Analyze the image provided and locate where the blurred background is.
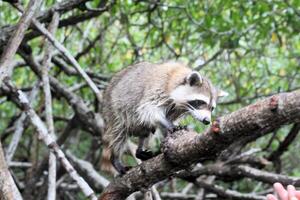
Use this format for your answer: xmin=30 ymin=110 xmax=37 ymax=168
xmin=0 ymin=0 xmax=300 ymax=199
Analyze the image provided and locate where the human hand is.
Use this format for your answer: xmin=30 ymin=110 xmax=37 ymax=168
xmin=267 ymin=183 xmax=300 ymax=200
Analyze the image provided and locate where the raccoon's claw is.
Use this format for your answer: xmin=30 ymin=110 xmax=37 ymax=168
xmin=136 ymin=149 xmax=155 ymax=161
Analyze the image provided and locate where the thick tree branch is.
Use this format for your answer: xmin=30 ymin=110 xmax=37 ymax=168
xmin=100 ymin=90 xmax=300 ymax=199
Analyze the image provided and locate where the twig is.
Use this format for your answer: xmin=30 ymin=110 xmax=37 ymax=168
xmin=0 ymin=0 xmax=43 ymax=85
xmin=195 ymin=179 xmax=265 ymax=200
xmin=160 ymin=192 xmax=197 ymax=200
xmin=194 ymin=50 xmax=223 ymax=71
xmin=6 ymin=82 xmax=39 ymax=162
xmin=8 ymin=161 xmax=32 ymax=168
xmin=66 ymin=151 xmax=110 ymax=192
xmin=41 ymin=11 xmax=60 ymax=200
xmin=178 ymin=163 xmax=300 ymax=187
xmin=268 ymin=123 xmax=300 ymax=161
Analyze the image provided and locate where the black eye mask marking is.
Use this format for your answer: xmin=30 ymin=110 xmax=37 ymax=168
xmin=187 ymin=100 xmax=207 ymax=109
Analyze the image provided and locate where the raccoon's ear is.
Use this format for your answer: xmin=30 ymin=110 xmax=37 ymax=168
xmin=217 ymin=89 xmax=229 ymax=97
xmin=186 ymin=72 xmax=203 ymax=86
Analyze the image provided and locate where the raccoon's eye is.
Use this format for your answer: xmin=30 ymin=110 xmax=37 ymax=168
xmin=188 ymin=100 xmax=206 ymax=108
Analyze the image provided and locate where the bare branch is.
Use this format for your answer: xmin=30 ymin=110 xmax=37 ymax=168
xmin=1 ymin=79 xmax=98 ymax=200
xmin=66 ymin=151 xmax=110 ymax=192
xmin=0 ymin=0 xmax=43 ymax=85
xmin=0 ymin=141 xmax=23 ymax=200
xmin=194 ymin=50 xmax=223 ymax=71
xmin=6 ymin=82 xmax=39 ymax=162
xmin=40 ymin=11 xmax=60 ymax=200
xmin=268 ymin=123 xmax=300 ymax=161
xmin=195 ymin=180 xmax=265 ymax=200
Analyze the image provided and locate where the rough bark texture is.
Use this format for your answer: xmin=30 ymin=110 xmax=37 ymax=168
xmin=99 ymin=90 xmax=300 ymax=200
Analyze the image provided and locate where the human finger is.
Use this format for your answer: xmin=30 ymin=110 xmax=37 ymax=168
xmin=267 ymin=194 xmax=278 ymax=200
xmin=274 ymin=183 xmax=288 ymax=200
xmin=287 ymin=185 xmax=297 ymax=200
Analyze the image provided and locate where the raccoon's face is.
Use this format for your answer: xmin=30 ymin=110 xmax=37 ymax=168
xmin=170 ymin=71 xmax=227 ymax=125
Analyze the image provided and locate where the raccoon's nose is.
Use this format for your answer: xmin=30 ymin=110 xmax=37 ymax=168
xmin=202 ymin=118 xmax=211 ymax=125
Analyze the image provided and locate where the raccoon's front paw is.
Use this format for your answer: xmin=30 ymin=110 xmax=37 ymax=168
xmin=118 ymin=166 xmax=132 ymax=176
xmin=174 ymin=125 xmax=187 ymax=131
xmin=167 ymin=125 xmax=187 ymax=134
xmin=166 ymin=124 xmax=177 ymax=133
xmin=136 ymin=149 xmax=155 ymax=161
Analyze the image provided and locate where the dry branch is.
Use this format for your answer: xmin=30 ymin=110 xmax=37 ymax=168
xmin=268 ymin=123 xmax=300 ymax=161
xmin=0 ymin=0 xmax=43 ymax=84
xmin=6 ymin=82 xmax=39 ymax=162
xmin=41 ymin=11 xmax=60 ymax=200
xmin=66 ymin=151 xmax=110 ymax=192
xmin=100 ymin=90 xmax=300 ymax=200
xmin=0 ymin=0 xmax=111 ymax=49
xmin=195 ymin=180 xmax=265 ymax=200
xmin=178 ymin=163 xmax=300 ymax=187
xmin=1 ymin=79 xmax=97 ymax=200
xmin=0 ymin=141 xmax=22 ymax=200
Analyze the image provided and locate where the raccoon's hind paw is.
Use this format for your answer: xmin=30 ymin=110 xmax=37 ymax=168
xmin=136 ymin=149 xmax=155 ymax=161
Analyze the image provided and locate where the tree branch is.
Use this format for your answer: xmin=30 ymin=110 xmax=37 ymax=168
xmin=99 ymin=90 xmax=300 ymax=199
xmin=195 ymin=180 xmax=265 ymax=200
xmin=0 ymin=0 xmax=43 ymax=85
xmin=268 ymin=123 xmax=300 ymax=161
xmin=40 ymin=11 xmax=60 ymax=200
xmin=0 ymin=141 xmax=23 ymax=200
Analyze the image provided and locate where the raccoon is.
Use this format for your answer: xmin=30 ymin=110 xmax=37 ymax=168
xmin=100 ymin=61 xmax=227 ymax=174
